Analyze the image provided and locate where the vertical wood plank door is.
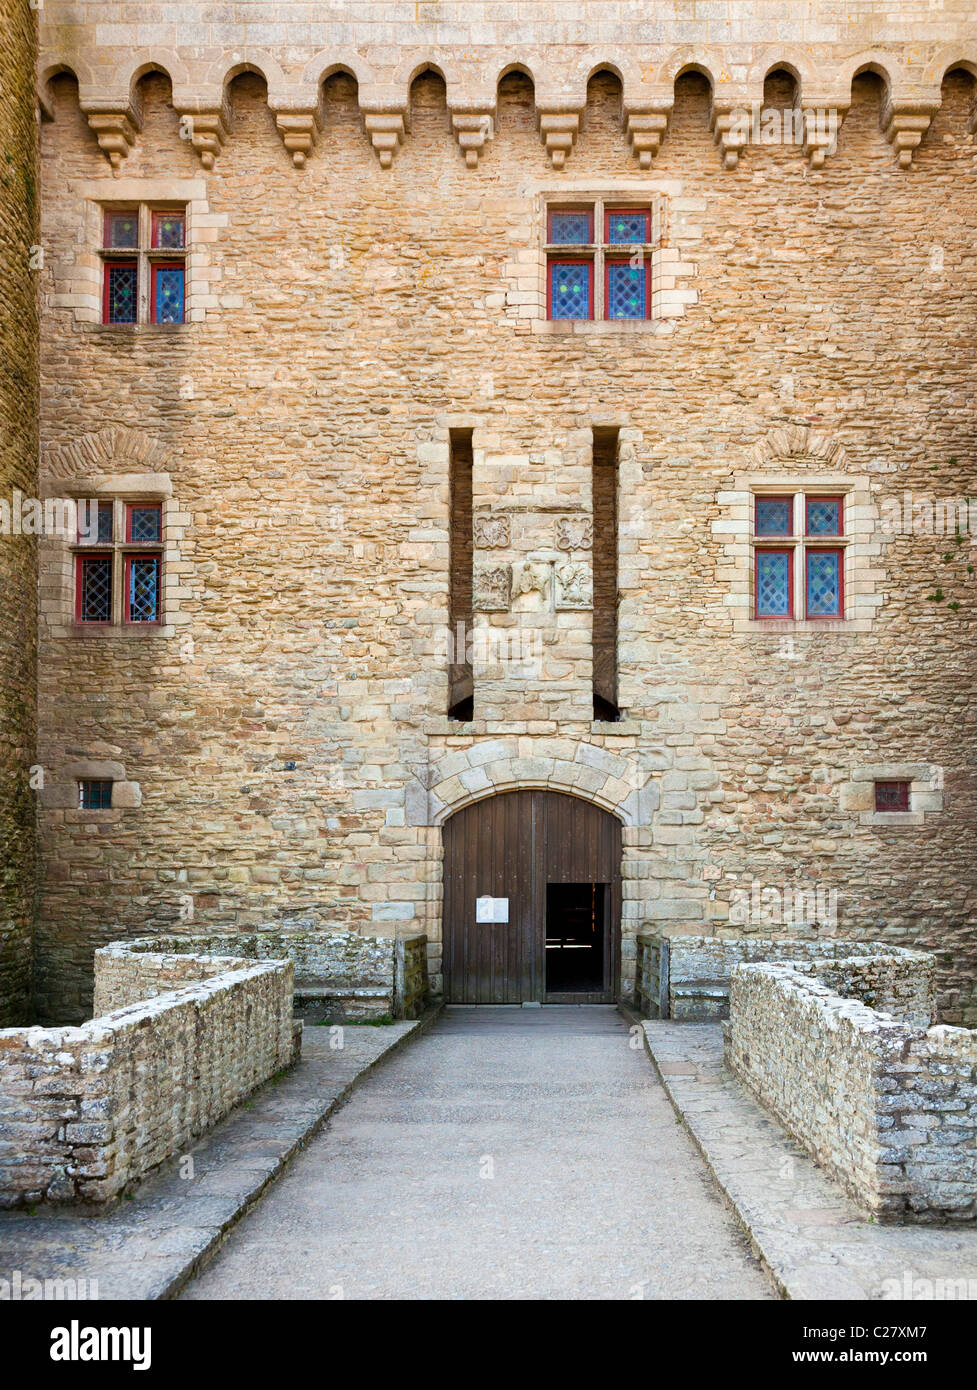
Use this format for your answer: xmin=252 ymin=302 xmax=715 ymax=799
xmin=442 ymin=790 xmax=622 ymax=1004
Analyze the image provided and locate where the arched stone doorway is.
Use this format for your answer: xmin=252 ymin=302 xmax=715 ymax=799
xmin=442 ymin=790 xmax=622 ymax=1004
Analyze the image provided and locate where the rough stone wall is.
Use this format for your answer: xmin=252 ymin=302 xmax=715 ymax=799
xmin=0 ymin=0 xmax=39 ymax=1025
xmin=30 ymin=2 xmax=977 ymax=1022
xmin=726 ymin=956 xmax=977 ymax=1222
xmin=635 ymin=932 xmax=929 ymax=1020
xmin=0 ymin=948 xmax=296 ymax=1206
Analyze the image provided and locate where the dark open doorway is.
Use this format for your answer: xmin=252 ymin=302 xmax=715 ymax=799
xmin=545 ymin=882 xmax=606 ymax=996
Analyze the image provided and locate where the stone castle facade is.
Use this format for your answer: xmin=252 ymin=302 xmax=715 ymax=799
xmin=2 ymin=0 xmax=977 ymax=1026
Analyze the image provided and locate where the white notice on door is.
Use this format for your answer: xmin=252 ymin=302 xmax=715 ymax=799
xmin=476 ymin=896 xmax=509 ymax=923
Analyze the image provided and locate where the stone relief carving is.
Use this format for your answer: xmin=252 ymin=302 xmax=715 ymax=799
xmin=511 ymin=563 xmax=551 ymax=609
xmin=554 ymin=561 xmax=593 ymax=610
xmin=473 ymin=564 xmax=511 ymax=611
xmin=555 ymin=515 xmax=593 ymax=551
xmin=473 ymin=514 xmax=511 ymax=549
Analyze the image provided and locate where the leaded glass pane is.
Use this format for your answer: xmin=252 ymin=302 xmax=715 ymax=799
xmin=80 ymin=556 xmax=112 ymax=622
xmin=549 ymin=262 xmax=590 ymax=319
xmin=549 ymin=211 xmax=592 ymax=244
xmin=128 ymin=556 xmax=159 ymax=622
xmin=129 ymin=505 xmax=161 ymax=542
xmin=755 ymin=497 xmax=792 ymax=536
xmin=607 ymin=211 xmax=648 ymax=244
xmin=756 ymin=551 xmax=791 ymax=616
xmin=806 ymin=550 xmax=841 ymax=616
xmin=153 ymin=267 xmax=184 ymax=324
xmin=152 ymin=212 xmax=185 ymax=249
xmin=806 ymin=497 xmax=841 ymax=535
xmin=105 ymin=212 xmax=138 ymax=248
xmin=607 ymin=261 xmax=647 ymax=319
xmin=97 ymin=503 xmax=113 ymax=543
xmin=107 ymin=264 xmax=137 ymax=324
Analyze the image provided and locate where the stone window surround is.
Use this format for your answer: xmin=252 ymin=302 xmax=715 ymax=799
xmin=839 ymin=762 xmax=945 ymax=828
xmin=39 ymin=759 xmax=142 ymax=814
xmin=500 ymin=178 xmax=702 ymax=337
xmin=716 ymin=470 xmax=880 ymax=634
xmin=40 ymin=471 xmax=186 ymax=639
xmin=50 ymin=177 xmax=226 ymax=326
xmin=544 ymin=195 xmax=660 ymax=322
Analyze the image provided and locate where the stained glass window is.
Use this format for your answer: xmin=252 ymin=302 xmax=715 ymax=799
xmin=77 ymin=501 xmax=113 ymax=544
xmin=79 ymin=779 xmax=113 ymax=810
xmin=607 ymin=261 xmax=647 ymax=319
xmin=755 ymin=497 xmax=792 ymax=536
xmin=151 ymin=211 xmax=185 ymax=249
xmin=128 ymin=505 xmax=161 ymax=542
xmin=875 ymin=781 xmax=909 ymax=813
xmin=105 ymin=211 xmax=138 ymax=248
xmin=78 ymin=554 xmax=112 ymax=622
xmin=548 ymin=210 xmax=592 ymax=244
xmin=127 ymin=555 xmax=160 ymax=622
xmin=806 ymin=550 xmax=841 ymax=617
xmin=756 ymin=550 xmax=792 ymax=617
xmin=806 ymin=496 xmax=841 ymax=536
xmin=549 ymin=261 xmax=591 ymax=320
xmin=606 ymin=209 xmax=649 ymax=244
xmin=105 ymin=263 xmax=137 ymax=324
xmin=152 ymin=266 xmax=184 ymax=325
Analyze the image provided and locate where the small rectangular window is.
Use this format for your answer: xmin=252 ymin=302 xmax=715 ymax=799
xmin=151 ymin=210 xmax=186 ymax=249
xmin=805 ymin=548 xmax=843 ymax=618
xmin=547 ymin=207 xmax=593 ymax=244
xmin=605 ymin=208 xmax=650 ymax=244
xmin=755 ymin=549 xmax=793 ymax=618
xmin=79 ymin=779 xmax=113 ymax=810
xmin=78 ymin=501 xmax=113 ymax=544
xmin=104 ymin=262 xmax=138 ymax=324
xmin=126 ymin=503 xmax=162 ymax=542
xmin=605 ymin=259 xmax=649 ymax=320
xmin=76 ymin=553 xmax=112 ymax=623
xmin=151 ymin=264 xmax=185 ymax=325
xmin=104 ymin=210 xmax=138 ymax=249
xmin=875 ymin=781 xmax=910 ymax=813
xmin=755 ymin=496 xmax=793 ymax=536
xmin=125 ymin=553 xmax=161 ymax=623
xmin=548 ymin=259 xmax=592 ymax=320
xmin=806 ymin=496 xmax=842 ymax=536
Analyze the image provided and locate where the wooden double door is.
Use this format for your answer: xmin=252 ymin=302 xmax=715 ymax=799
xmin=442 ymin=790 xmax=622 ymax=1004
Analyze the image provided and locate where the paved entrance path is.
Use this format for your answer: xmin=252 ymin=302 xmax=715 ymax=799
xmin=184 ymin=1007 xmax=773 ymax=1300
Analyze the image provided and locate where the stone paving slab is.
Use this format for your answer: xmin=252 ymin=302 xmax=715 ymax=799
xmin=0 ymin=1012 xmax=438 ymax=1300
xmin=641 ymin=1021 xmax=977 ymax=1301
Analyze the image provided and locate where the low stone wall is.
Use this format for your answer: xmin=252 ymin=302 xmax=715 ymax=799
xmin=0 ymin=945 xmax=297 ymax=1208
xmin=107 ymin=926 xmax=429 ymax=1021
xmin=635 ymin=934 xmax=921 ymax=1021
xmin=725 ymin=953 xmax=977 ymax=1223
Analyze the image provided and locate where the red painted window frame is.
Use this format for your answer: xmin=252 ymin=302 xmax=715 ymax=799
xmin=103 ymin=208 xmax=138 ymax=250
xmin=151 ymin=209 xmax=186 ymax=249
xmin=546 ymin=256 xmax=594 ymax=320
xmin=603 ymin=255 xmax=651 ymax=320
xmin=125 ymin=502 xmax=162 ymax=543
xmin=149 ymin=262 xmax=185 ymax=325
xmin=754 ymin=494 xmax=794 ymax=537
xmin=77 ymin=501 xmax=112 ymax=544
xmin=103 ymin=260 xmax=138 ymax=325
xmin=124 ymin=552 xmax=162 ymax=625
xmin=546 ymin=205 xmax=594 ymax=244
xmin=805 ymin=494 xmax=844 ymax=536
xmin=604 ymin=206 xmax=651 ymax=244
xmin=804 ymin=546 xmax=844 ymax=620
xmin=754 ymin=547 xmax=794 ymax=620
xmin=75 ymin=552 xmax=113 ymax=624
xmin=875 ymin=780 xmax=910 ymax=813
